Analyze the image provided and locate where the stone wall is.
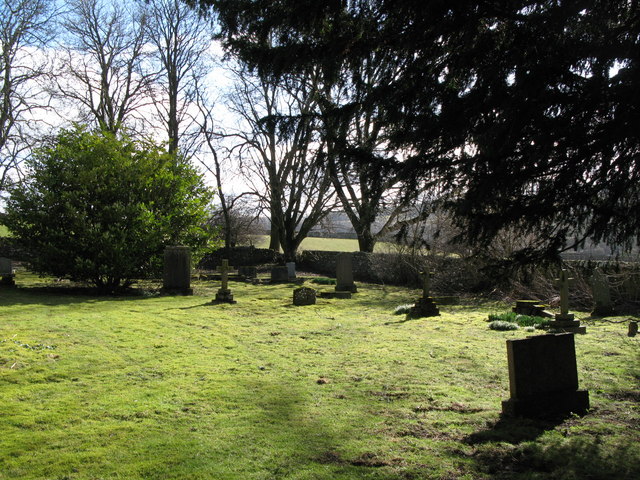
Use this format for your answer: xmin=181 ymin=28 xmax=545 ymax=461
xmin=198 ymin=246 xmax=284 ymax=269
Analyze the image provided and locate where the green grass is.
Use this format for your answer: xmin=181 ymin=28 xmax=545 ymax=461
xmin=0 ymin=225 xmax=9 ymax=237
xmin=1 ymin=272 xmax=639 ymax=479
xmin=248 ymin=235 xmax=393 ymax=253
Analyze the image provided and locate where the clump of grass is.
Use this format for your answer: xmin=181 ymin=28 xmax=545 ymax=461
xmin=489 ymin=320 xmax=520 ymax=331
xmin=393 ymin=304 xmax=414 ymax=315
xmin=310 ymin=277 xmax=336 ymax=285
xmin=488 ymin=311 xmax=549 ymax=329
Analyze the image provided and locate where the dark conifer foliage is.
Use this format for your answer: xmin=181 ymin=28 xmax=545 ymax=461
xmin=189 ymin=0 xmax=640 ymax=261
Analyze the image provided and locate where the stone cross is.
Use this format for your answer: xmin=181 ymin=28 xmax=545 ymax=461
xmin=555 ymin=268 xmax=575 ymax=316
xmin=216 ymin=259 xmax=237 ymax=290
xmin=420 ymin=270 xmax=434 ymax=299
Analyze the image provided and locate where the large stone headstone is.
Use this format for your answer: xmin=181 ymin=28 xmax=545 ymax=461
xmin=286 ymin=262 xmax=296 ymax=280
xmin=335 ymin=253 xmax=357 ymax=292
xmin=0 ymin=257 xmax=15 ymax=287
xmin=238 ymin=266 xmax=257 ymax=280
xmin=590 ymin=269 xmax=614 ymax=317
xmin=270 ymin=266 xmax=289 ymax=283
xmin=162 ymin=246 xmax=192 ymax=295
xmin=502 ymin=333 xmax=589 ymax=418
xmin=293 ymin=287 xmax=316 ymax=306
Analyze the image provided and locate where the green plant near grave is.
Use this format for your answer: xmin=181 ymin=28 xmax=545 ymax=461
xmin=3 ymin=125 xmax=216 ymax=291
xmin=489 ymin=320 xmax=520 ymax=331
xmin=488 ymin=311 xmax=550 ymax=329
xmin=310 ymin=276 xmax=336 ymax=285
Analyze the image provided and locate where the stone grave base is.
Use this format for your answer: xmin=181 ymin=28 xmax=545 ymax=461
xmin=336 ymin=285 xmax=357 ymax=293
xmin=513 ymin=300 xmax=554 ymax=318
xmin=320 ymin=291 xmax=352 ymax=299
xmin=410 ymin=297 xmax=440 ymax=318
xmin=502 ymin=389 xmax=590 ymax=418
xmin=592 ymin=305 xmax=615 ymax=317
xmin=214 ymin=288 xmax=236 ymax=304
xmin=548 ymin=314 xmax=586 ymax=334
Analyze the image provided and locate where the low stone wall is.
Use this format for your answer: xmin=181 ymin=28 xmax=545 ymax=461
xmin=199 ymin=246 xmax=284 ymax=269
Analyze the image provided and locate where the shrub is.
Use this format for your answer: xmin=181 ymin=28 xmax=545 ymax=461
xmin=310 ymin=277 xmax=336 ymax=285
xmin=489 ymin=321 xmax=519 ymax=331
xmin=488 ymin=311 xmax=549 ymax=329
xmin=3 ymin=126 xmax=215 ymax=291
xmin=393 ymin=304 xmax=414 ymax=315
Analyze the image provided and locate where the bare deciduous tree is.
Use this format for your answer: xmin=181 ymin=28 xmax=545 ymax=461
xmin=0 ymin=0 xmax=56 ymax=194
xmin=54 ymin=0 xmax=153 ymax=133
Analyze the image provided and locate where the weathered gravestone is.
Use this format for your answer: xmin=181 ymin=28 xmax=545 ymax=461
xmin=214 ymin=259 xmax=237 ymax=303
xmin=238 ymin=265 xmax=257 ymax=280
xmin=271 ymin=266 xmax=290 ymax=283
xmin=502 ymin=333 xmax=590 ymax=417
xmin=548 ymin=269 xmax=586 ymax=334
xmin=162 ymin=246 xmax=193 ymax=295
xmin=286 ymin=262 xmax=296 ymax=280
xmin=590 ymin=269 xmax=614 ymax=317
xmin=629 ymin=321 xmax=638 ymax=337
xmin=0 ymin=257 xmax=16 ymax=287
xmin=293 ymin=287 xmax=316 ymax=306
xmin=513 ymin=300 xmax=553 ymax=318
xmin=409 ymin=270 xmax=440 ymax=318
xmin=335 ymin=253 xmax=357 ymax=292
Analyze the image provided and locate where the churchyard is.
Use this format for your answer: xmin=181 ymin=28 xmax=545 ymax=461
xmin=1 ymin=270 xmax=638 ymax=480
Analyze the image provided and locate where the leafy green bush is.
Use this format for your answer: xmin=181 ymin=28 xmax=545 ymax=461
xmin=3 ymin=126 xmax=216 ymax=291
xmin=489 ymin=320 xmax=519 ymax=331
xmin=488 ymin=311 xmax=549 ymax=328
xmin=393 ymin=304 xmax=414 ymax=315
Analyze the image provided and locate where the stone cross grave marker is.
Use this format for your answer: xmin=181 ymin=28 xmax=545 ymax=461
xmin=409 ymin=269 xmax=440 ymax=318
xmin=215 ymin=259 xmax=237 ymax=303
xmin=162 ymin=246 xmax=193 ymax=295
xmin=335 ymin=253 xmax=357 ymax=293
xmin=502 ymin=333 xmax=589 ymax=417
xmin=549 ymin=268 xmax=586 ymax=334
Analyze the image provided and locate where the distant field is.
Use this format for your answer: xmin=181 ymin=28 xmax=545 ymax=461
xmin=248 ymin=235 xmax=394 ymax=253
xmin=0 ymin=225 xmax=8 ymax=237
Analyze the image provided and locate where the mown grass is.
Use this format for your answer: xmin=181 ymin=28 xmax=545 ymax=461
xmin=248 ymin=235 xmax=393 ymax=253
xmin=1 ymin=272 xmax=639 ymax=479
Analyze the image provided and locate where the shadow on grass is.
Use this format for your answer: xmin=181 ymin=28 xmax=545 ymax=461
xmin=0 ymin=285 xmax=159 ymax=307
xmin=466 ymin=415 xmax=640 ymax=479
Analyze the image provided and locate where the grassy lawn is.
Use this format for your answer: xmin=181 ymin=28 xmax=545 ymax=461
xmin=1 ymin=273 xmax=639 ymax=479
xmin=248 ymin=235 xmax=394 ymax=253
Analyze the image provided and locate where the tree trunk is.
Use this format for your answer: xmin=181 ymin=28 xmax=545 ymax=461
xmin=357 ymin=230 xmax=376 ymax=253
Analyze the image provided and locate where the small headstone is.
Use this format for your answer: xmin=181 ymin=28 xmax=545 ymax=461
xmin=0 ymin=257 xmax=16 ymax=287
xmin=214 ymin=259 xmax=237 ymax=303
xmin=238 ymin=266 xmax=257 ymax=280
xmin=335 ymin=253 xmax=357 ymax=292
xmin=502 ymin=333 xmax=589 ymax=418
xmin=293 ymin=287 xmax=316 ymax=306
xmin=629 ymin=321 xmax=638 ymax=337
xmin=590 ymin=269 xmax=614 ymax=317
xmin=162 ymin=246 xmax=193 ymax=295
xmin=286 ymin=262 xmax=296 ymax=280
xmin=270 ymin=266 xmax=289 ymax=283
xmin=409 ymin=270 xmax=440 ymax=318
xmin=548 ymin=269 xmax=586 ymax=334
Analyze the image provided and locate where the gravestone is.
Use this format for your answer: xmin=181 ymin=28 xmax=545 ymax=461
xmin=238 ymin=266 xmax=257 ymax=280
xmin=548 ymin=269 xmax=586 ymax=334
xmin=286 ymin=262 xmax=296 ymax=280
xmin=270 ymin=266 xmax=289 ymax=283
xmin=629 ymin=321 xmax=638 ymax=337
xmin=335 ymin=253 xmax=357 ymax=292
xmin=293 ymin=287 xmax=316 ymax=306
xmin=0 ymin=257 xmax=16 ymax=287
xmin=162 ymin=246 xmax=192 ymax=295
xmin=409 ymin=270 xmax=440 ymax=318
xmin=214 ymin=259 xmax=237 ymax=303
xmin=502 ymin=333 xmax=590 ymax=417
xmin=590 ymin=269 xmax=614 ymax=317
xmin=513 ymin=300 xmax=553 ymax=318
